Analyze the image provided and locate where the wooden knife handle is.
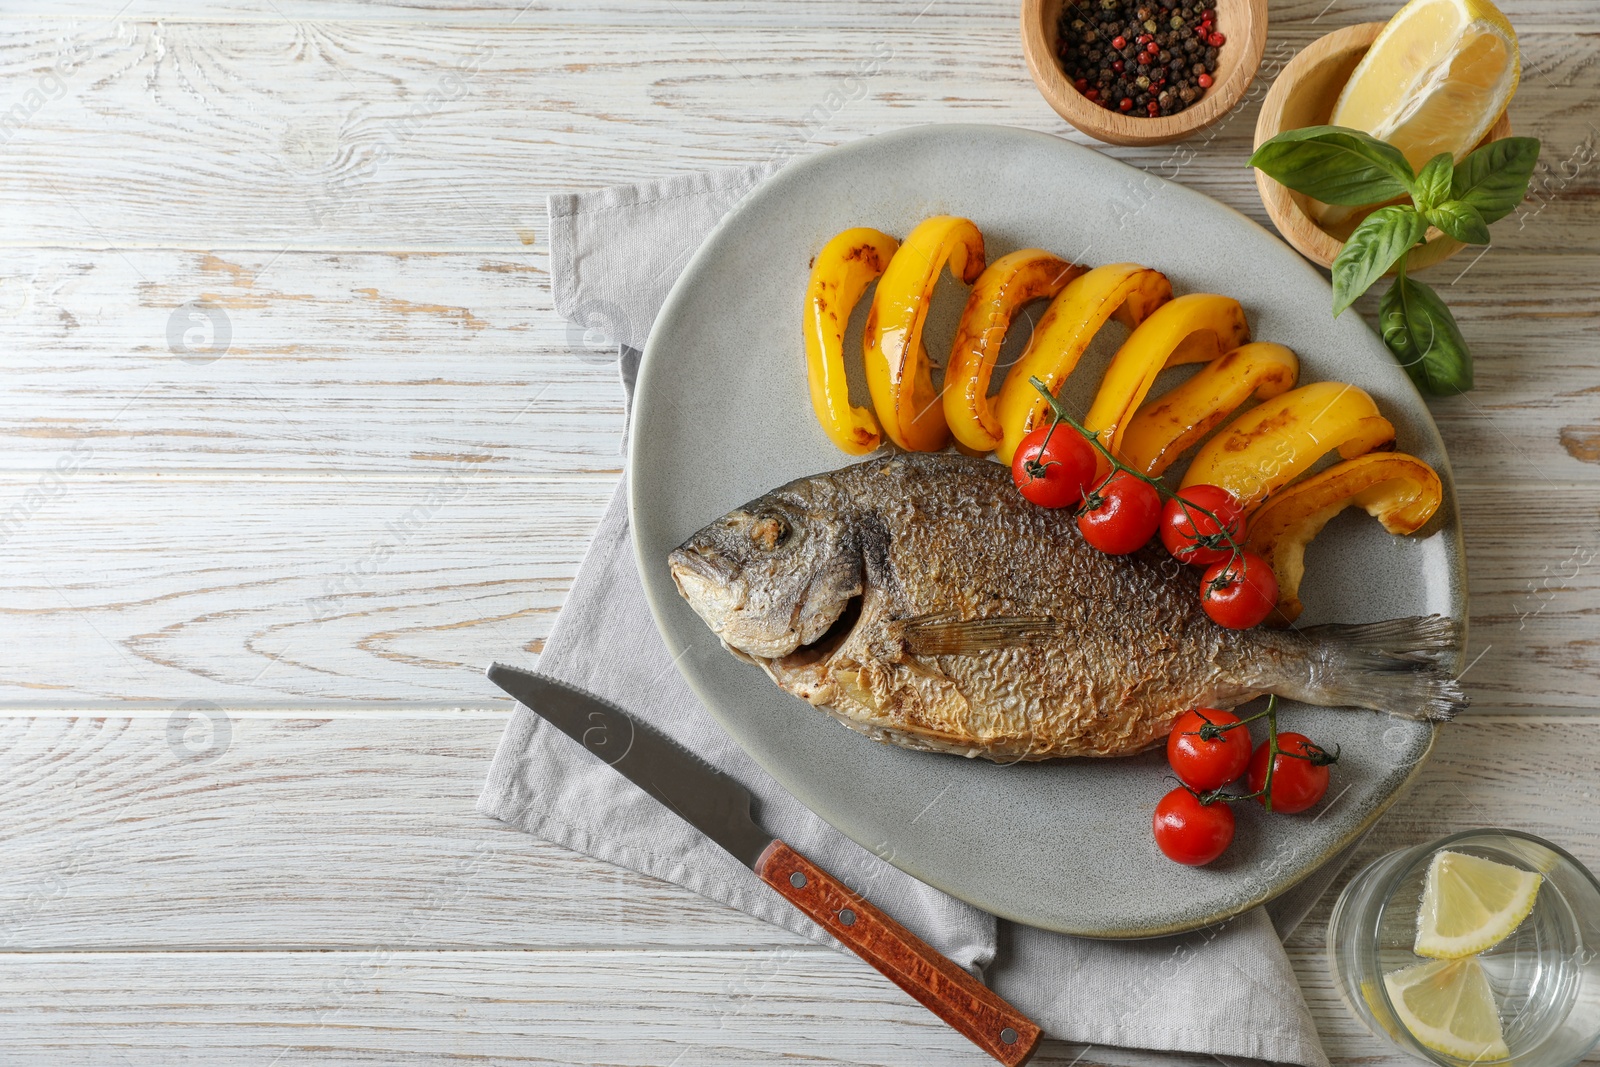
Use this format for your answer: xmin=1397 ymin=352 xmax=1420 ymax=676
xmin=755 ymin=839 xmax=1041 ymax=1065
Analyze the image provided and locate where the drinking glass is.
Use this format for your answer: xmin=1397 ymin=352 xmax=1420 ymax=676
xmin=1327 ymin=829 xmax=1600 ymax=1067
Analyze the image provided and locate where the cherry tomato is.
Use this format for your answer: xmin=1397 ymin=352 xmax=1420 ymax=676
xmin=1152 ymin=787 xmax=1235 ymax=865
xmin=1011 ymin=423 xmax=1096 ymax=509
xmin=1166 ymin=708 xmax=1252 ymax=791
xmin=1160 ymin=484 xmax=1247 ymax=566
xmin=1246 ymin=732 xmax=1336 ymax=813
xmin=1077 ymin=470 xmax=1163 ymax=554
xmin=1199 ymin=551 xmax=1279 ymax=630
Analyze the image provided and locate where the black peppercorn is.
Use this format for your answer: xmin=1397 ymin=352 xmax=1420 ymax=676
xmin=1055 ymin=0 xmax=1220 ymax=117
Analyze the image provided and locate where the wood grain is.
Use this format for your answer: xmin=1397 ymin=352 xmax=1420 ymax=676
xmin=0 ymin=715 xmax=788 ymax=952
xmin=2 ymin=476 xmax=1598 ymax=709
xmin=0 ymin=20 xmax=1589 ymax=249
xmin=3 ymin=0 xmax=1599 ymax=1062
xmin=0 ymin=475 xmax=609 ymax=705
xmin=0 ymin=714 xmax=1590 ymax=954
xmin=0 ymin=248 xmax=625 ymax=478
xmin=2 ymin=715 xmax=1598 ymax=1067
xmin=2 ymin=247 xmax=1600 ymax=486
xmin=757 ymin=839 xmax=1042 ymax=1065
xmin=0 ymin=949 xmax=1129 ymax=1067
xmin=16 ymin=0 xmax=1600 ymax=27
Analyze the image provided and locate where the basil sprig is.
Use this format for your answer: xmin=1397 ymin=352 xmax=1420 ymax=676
xmin=1249 ymin=128 xmax=1541 ymax=396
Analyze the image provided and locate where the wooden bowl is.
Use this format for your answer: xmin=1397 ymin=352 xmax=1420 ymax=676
xmin=1021 ymin=0 xmax=1268 ymax=147
xmin=1253 ymin=21 xmax=1513 ymax=272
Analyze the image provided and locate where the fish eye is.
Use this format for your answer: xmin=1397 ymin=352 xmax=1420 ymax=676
xmin=749 ymin=514 xmax=789 ymax=551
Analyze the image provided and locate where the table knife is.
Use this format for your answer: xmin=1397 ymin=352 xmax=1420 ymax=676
xmin=486 ymin=662 xmax=1041 ymax=1065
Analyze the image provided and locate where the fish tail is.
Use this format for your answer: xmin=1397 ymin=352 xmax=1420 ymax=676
xmin=1274 ymin=614 xmax=1468 ymax=722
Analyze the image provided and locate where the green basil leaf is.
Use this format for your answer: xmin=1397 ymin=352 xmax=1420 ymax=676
xmin=1249 ymin=125 xmax=1415 ymax=206
xmin=1331 ymin=206 xmax=1429 ymax=317
xmin=1413 ymin=152 xmax=1455 ymax=212
xmin=1452 ymin=136 xmax=1541 ymax=224
xmin=1380 ymin=273 xmax=1474 ymax=395
xmin=1424 ymin=199 xmax=1491 ymax=244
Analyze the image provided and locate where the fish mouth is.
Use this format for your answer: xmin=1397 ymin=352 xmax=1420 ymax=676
xmin=777 ymin=592 xmax=864 ymax=670
xmin=668 ymin=547 xmax=743 ymax=613
xmin=668 ymin=545 xmax=734 ymax=586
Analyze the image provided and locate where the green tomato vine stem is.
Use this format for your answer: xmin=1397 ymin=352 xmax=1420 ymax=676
xmin=1024 ymin=378 xmax=1318 ymax=811
xmin=1027 ymin=376 xmax=1248 ymax=581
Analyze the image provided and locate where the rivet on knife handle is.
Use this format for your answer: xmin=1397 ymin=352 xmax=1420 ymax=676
xmin=755 ymin=840 xmax=1042 ymax=1066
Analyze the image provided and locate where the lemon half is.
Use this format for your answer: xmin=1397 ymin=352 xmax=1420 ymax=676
xmin=1416 ymin=850 xmax=1542 ymax=959
xmin=1385 ymin=957 xmax=1511 ymax=1062
xmin=1332 ymin=0 xmax=1520 ymax=173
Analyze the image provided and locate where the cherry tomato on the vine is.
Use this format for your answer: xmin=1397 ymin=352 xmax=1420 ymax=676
xmin=1246 ymin=732 xmax=1336 ymax=813
xmin=1152 ymin=787 xmax=1235 ymax=865
xmin=1077 ymin=470 xmax=1163 ymax=554
xmin=1166 ymin=708 xmax=1252 ymax=791
xmin=1160 ymin=484 xmax=1247 ymax=566
xmin=1199 ymin=551 xmax=1279 ymax=630
xmin=1011 ymin=423 xmax=1096 ymax=509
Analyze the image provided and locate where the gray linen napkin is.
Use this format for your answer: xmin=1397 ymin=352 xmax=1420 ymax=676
xmin=479 ymin=159 xmax=1353 ymax=1067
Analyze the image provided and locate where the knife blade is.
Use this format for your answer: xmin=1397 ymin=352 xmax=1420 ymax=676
xmin=487 ymin=663 xmax=1041 ymax=1066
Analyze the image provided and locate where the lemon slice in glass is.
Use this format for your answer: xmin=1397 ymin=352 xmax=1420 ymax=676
xmin=1331 ymin=0 xmax=1520 ymax=173
xmin=1384 ymin=957 xmax=1511 ymax=1062
xmin=1416 ymin=850 xmax=1542 ymax=959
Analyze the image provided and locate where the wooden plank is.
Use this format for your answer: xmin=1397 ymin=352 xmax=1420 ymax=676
xmin=0 ymin=947 xmax=1131 ymax=1067
xmin=0 ymin=715 xmax=798 ymax=952
xmin=2 ymin=715 xmax=1597 ymax=1066
xmin=0 ymin=944 xmax=1561 ymax=1067
xmin=0 ymin=475 xmax=611 ymax=705
xmin=2 ymin=715 xmax=1594 ymax=954
xmin=15 ymin=0 xmax=1595 ymax=28
xmin=1 ymin=473 xmax=1596 ymax=708
xmin=0 ymin=247 xmax=1598 ymax=487
xmin=0 ymin=232 xmax=1591 ymax=559
xmin=0 ymin=946 xmax=1459 ymax=1067
xmin=0 ymin=20 xmax=1590 ymax=249
xmin=0 ymin=248 xmax=629 ymax=478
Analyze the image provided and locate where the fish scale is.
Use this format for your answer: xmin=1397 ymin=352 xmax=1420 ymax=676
xmin=668 ymin=452 xmax=1466 ymax=761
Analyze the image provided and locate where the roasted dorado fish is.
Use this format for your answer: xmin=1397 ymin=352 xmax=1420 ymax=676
xmin=668 ymin=453 xmax=1465 ymax=761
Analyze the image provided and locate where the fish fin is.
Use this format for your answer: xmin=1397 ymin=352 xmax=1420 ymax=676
xmin=896 ymin=614 xmax=1062 ymax=656
xmin=1286 ymin=614 xmax=1468 ymax=722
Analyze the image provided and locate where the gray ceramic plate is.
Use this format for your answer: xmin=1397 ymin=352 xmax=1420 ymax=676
xmin=629 ymin=124 xmax=1464 ymax=938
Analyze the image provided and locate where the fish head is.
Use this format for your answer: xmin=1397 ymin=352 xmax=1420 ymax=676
xmin=668 ymin=494 xmax=863 ymax=661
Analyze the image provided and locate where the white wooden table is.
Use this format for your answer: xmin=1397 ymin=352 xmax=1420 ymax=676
xmin=1 ymin=0 xmax=1596 ymax=1062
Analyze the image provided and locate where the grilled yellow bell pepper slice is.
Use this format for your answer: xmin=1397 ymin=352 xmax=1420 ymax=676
xmin=802 ymin=227 xmax=900 ymax=454
xmin=943 ymin=249 xmax=1083 ymax=452
xmin=864 ymin=216 xmax=985 ymax=451
xmin=1180 ymin=381 xmax=1396 ymax=512
xmin=994 ymin=262 xmax=1171 ymax=464
xmin=1246 ymin=452 xmax=1443 ymax=624
xmin=1082 ymin=293 xmax=1250 ymax=468
xmin=1120 ymin=342 xmax=1301 ymax=476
